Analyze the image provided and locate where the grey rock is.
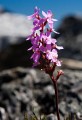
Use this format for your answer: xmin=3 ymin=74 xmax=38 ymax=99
xmin=53 ymin=15 xmax=82 ymax=60
xmin=66 ymin=99 xmax=80 ymax=113
xmin=46 ymin=114 xmax=57 ymax=120
xmin=0 ymin=67 xmax=82 ymax=120
xmin=44 ymin=85 xmax=55 ymax=95
xmin=0 ymin=8 xmax=32 ymax=51
xmin=59 ymin=101 xmax=67 ymax=116
xmin=76 ymin=112 xmax=82 ymax=120
xmin=0 ymin=107 xmax=7 ymax=120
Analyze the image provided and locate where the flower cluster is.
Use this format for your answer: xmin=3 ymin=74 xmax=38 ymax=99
xmin=27 ymin=7 xmax=63 ymax=74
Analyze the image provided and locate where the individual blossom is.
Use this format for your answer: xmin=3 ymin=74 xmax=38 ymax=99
xmin=27 ymin=6 xmax=40 ymax=20
xmin=46 ymin=49 xmax=58 ymax=62
xmin=42 ymin=10 xmax=57 ymax=29
xmin=31 ymin=50 xmax=40 ymax=66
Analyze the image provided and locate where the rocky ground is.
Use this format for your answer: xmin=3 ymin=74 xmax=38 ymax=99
xmin=0 ymin=8 xmax=82 ymax=120
xmin=0 ymin=66 xmax=82 ymax=120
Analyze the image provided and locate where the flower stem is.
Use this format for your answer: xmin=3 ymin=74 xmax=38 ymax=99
xmin=51 ymin=75 xmax=60 ymax=120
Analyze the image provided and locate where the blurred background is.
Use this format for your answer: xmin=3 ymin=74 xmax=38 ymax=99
xmin=0 ymin=0 xmax=82 ymax=70
xmin=0 ymin=0 xmax=82 ymax=120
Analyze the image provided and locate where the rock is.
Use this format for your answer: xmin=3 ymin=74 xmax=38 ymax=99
xmin=0 ymin=41 xmax=33 ymax=71
xmin=46 ymin=114 xmax=57 ymax=120
xmin=62 ymin=58 xmax=82 ymax=70
xmin=0 ymin=7 xmax=33 ymax=71
xmin=66 ymin=99 xmax=81 ymax=113
xmin=0 ymin=107 xmax=7 ymax=120
xmin=44 ymin=85 xmax=55 ymax=95
xmin=59 ymin=101 xmax=66 ymax=116
xmin=0 ymin=7 xmax=32 ymax=51
xmin=0 ymin=67 xmax=82 ymax=120
xmin=0 ymin=6 xmax=11 ymax=13
xmin=76 ymin=112 xmax=82 ymax=120
xmin=53 ymin=15 xmax=82 ymax=60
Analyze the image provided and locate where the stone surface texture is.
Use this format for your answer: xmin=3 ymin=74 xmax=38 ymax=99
xmin=0 ymin=67 xmax=82 ymax=120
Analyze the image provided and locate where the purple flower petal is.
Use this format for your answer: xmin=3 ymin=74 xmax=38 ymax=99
xmin=33 ymin=19 xmax=39 ymax=25
xmin=51 ymin=38 xmax=57 ymax=44
xmin=34 ymin=6 xmax=39 ymax=13
xmin=27 ymin=47 xmax=32 ymax=51
xmin=52 ymin=29 xmax=60 ymax=34
xmin=48 ymin=22 xmax=53 ymax=29
xmin=46 ymin=44 xmax=51 ymax=50
xmin=31 ymin=52 xmax=40 ymax=63
xmin=47 ymin=10 xmax=52 ymax=17
xmin=52 ymin=18 xmax=58 ymax=21
xmin=56 ymin=46 xmax=64 ymax=50
xmin=42 ymin=11 xmax=47 ymax=17
xmin=39 ymin=18 xmax=46 ymax=24
xmin=33 ymin=26 xmax=41 ymax=31
xmin=56 ymin=60 xmax=61 ymax=66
